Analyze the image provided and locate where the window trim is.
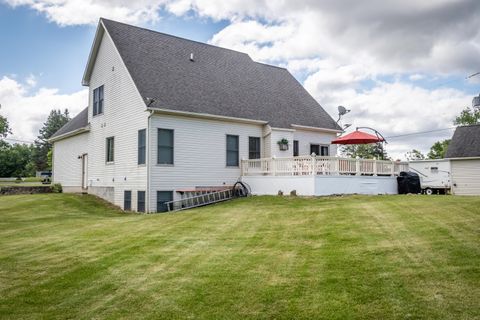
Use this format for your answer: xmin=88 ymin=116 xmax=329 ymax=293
xmin=106 ymin=136 xmax=115 ymax=163
xmin=138 ymin=129 xmax=146 ymax=165
xmin=226 ymin=134 xmax=240 ymax=167
xmin=248 ymin=136 xmax=261 ymax=160
xmin=137 ymin=191 xmax=146 ymax=213
xmin=156 ymin=190 xmax=173 ymax=213
xmin=157 ymin=128 xmax=174 ymax=165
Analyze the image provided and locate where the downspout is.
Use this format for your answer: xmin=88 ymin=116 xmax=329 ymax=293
xmin=146 ymin=109 xmax=154 ymax=213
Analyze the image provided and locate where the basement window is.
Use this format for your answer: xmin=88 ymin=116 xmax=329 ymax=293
xmin=137 ymin=191 xmax=146 ymax=212
xmin=157 ymin=191 xmax=173 ymax=212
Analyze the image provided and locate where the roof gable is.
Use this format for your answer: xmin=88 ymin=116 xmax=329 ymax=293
xmin=445 ymin=124 xmax=480 ymax=158
xmin=50 ymin=107 xmax=89 ymax=141
xmin=99 ymin=18 xmax=341 ymax=131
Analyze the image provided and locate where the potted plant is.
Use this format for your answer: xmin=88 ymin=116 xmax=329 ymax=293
xmin=277 ymin=138 xmax=289 ymax=151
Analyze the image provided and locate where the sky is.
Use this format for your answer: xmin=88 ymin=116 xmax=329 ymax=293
xmin=0 ymin=0 xmax=479 ymax=160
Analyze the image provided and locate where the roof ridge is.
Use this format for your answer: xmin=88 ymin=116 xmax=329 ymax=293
xmin=457 ymin=123 xmax=480 ymax=128
xmin=100 ymin=17 xmax=254 ymax=59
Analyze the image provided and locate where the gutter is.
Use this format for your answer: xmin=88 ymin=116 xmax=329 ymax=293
xmin=48 ymin=126 xmax=91 ymax=143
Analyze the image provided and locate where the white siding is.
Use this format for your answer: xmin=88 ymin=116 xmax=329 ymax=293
xmin=53 ymin=132 xmax=89 ymax=191
xmin=293 ymin=129 xmax=338 ymax=156
xmin=86 ymin=27 xmax=148 ymax=210
xmin=149 ymin=114 xmax=263 ymax=211
xmin=451 ymin=159 xmax=480 ymax=195
xmin=270 ymin=128 xmax=294 ymax=157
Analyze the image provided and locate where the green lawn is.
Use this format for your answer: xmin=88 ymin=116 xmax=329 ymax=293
xmin=0 ymin=194 xmax=479 ymax=319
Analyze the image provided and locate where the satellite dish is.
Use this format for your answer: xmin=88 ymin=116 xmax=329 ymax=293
xmin=338 ymin=105 xmax=351 ymax=116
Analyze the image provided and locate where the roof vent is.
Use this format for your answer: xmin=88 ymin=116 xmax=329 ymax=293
xmin=189 ymin=53 xmax=194 ymax=62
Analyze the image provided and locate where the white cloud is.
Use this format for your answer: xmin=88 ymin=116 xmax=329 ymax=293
xmin=303 ymin=79 xmax=470 ymax=159
xmin=3 ymin=0 xmax=479 ymax=159
xmin=0 ymin=76 xmax=87 ymax=142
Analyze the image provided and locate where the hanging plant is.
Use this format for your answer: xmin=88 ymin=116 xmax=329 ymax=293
xmin=277 ymin=138 xmax=289 ymax=151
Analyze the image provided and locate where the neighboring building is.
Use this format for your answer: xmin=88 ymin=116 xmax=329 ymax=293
xmin=50 ymin=18 xmax=342 ymax=212
xmin=445 ymin=124 xmax=480 ymax=195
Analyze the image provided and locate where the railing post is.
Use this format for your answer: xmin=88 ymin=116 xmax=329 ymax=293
xmin=356 ymin=156 xmax=360 ymax=176
xmin=241 ymin=158 xmax=245 ymax=176
xmin=272 ymin=156 xmax=276 ymax=176
xmin=311 ymin=154 xmax=316 ymax=175
xmin=390 ymin=161 xmax=395 ymax=176
xmin=373 ymin=158 xmax=377 ymax=176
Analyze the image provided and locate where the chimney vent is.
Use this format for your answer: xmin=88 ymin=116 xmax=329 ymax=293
xmin=189 ymin=53 xmax=194 ymax=62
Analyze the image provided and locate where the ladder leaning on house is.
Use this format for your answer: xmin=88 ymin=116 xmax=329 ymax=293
xmin=163 ymin=181 xmax=250 ymax=212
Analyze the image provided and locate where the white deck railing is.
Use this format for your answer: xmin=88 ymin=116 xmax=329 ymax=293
xmin=241 ymin=155 xmax=409 ymax=177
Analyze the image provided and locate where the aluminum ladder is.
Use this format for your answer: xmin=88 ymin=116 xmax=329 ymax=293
xmin=164 ymin=189 xmax=234 ymax=212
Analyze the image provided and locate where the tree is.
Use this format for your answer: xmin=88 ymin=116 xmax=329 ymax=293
xmin=0 ymin=105 xmax=12 ymax=143
xmin=341 ymin=143 xmax=388 ymax=160
xmin=454 ymin=106 xmax=480 ymax=126
xmin=0 ymin=143 xmax=36 ymax=177
xmin=427 ymin=139 xmax=450 ymax=159
xmin=405 ymin=149 xmax=425 ymax=161
xmin=33 ymin=109 xmax=70 ymax=170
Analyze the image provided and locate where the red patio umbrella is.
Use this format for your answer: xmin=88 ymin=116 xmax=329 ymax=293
xmin=331 ymin=130 xmax=385 ymax=145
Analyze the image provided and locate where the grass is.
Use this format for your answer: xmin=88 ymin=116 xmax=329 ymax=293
xmin=0 ymin=194 xmax=479 ymax=319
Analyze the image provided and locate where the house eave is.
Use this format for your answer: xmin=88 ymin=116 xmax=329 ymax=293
xmin=49 ymin=126 xmax=90 ymax=143
xmin=147 ymin=107 xmax=269 ymax=125
xmin=81 ymin=19 xmax=106 ymax=86
xmin=291 ymin=124 xmax=343 ymax=133
xmin=445 ymin=156 xmax=480 ymax=161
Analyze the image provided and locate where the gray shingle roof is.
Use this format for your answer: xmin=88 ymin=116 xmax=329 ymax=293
xmin=445 ymin=124 xmax=480 ymax=158
xmin=50 ymin=107 xmax=89 ymax=139
xmin=101 ymin=18 xmax=341 ymax=130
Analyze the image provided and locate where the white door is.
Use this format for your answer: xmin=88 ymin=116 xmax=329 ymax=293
xmin=451 ymin=159 xmax=480 ymax=195
xmin=81 ymin=154 xmax=88 ymax=190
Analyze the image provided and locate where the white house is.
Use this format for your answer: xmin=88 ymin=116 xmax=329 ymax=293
xmin=50 ymin=18 xmax=348 ymax=212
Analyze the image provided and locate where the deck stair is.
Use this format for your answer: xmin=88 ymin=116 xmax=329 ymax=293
xmin=164 ymin=182 xmax=249 ymax=212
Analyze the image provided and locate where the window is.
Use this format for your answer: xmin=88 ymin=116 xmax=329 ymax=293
xmin=249 ymin=137 xmax=261 ymax=159
xmin=106 ymin=137 xmax=114 ymax=162
xmin=431 ymin=167 xmax=439 ymax=173
xmin=157 ymin=191 xmax=173 ymax=212
xmin=138 ymin=129 xmax=146 ymax=165
xmin=321 ymin=146 xmax=329 ymax=156
xmin=293 ymin=140 xmax=299 ymax=156
xmin=93 ymin=85 xmax=104 ymax=116
xmin=310 ymin=144 xmax=329 ymax=156
xmin=137 ymin=191 xmax=145 ymax=212
xmin=124 ymin=191 xmax=132 ymax=211
xmin=158 ymin=129 xmax=174 ymax=164
xmin=226 ymin=135 xmax=239 ymax=167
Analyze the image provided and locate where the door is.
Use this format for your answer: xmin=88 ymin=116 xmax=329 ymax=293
xmin=81 ymin=154 xmax=88 ymax=190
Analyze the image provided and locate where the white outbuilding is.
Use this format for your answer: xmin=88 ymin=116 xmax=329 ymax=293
xmin=445 ymin=124 xmax=480 ymax=195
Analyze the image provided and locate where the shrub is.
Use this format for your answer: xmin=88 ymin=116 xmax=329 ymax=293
xmin=51 ymin=183 xmax=63 ymax=193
